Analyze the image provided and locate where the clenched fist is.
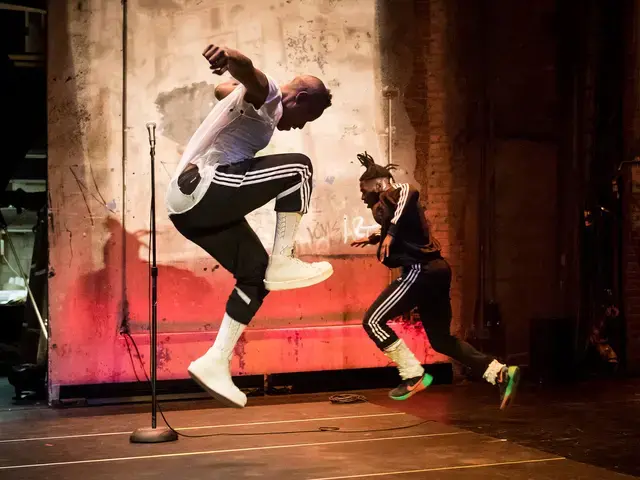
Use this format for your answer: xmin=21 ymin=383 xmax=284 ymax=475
xmin=203 ymin=44 xmax=230 ymax=75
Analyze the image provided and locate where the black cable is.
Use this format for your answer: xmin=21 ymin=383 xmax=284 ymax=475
xmin=122 ymin=330 xmax=432 ymax=438
xmin=118 ymin=188 xmax=434 ymax=438
xmin=123 ymin=334 xmax=142 ymax=383
xmin=329 ymin=393 xmax=367 ymax=404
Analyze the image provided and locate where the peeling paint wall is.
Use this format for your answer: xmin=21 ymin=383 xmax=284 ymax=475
xmin=48 ymin=0 xmax=445 ymax=394
xmin=48 ymin=0 xmax=127 ymax=391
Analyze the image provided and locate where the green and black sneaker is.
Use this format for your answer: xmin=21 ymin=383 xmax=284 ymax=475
xmin=498 ymin=366 xmax=520 ymax=410
xmin=389 ymin=373 xmax=434 ymax=401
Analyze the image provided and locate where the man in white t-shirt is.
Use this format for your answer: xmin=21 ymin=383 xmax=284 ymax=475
xmin=166 ymin=44 xmax=334 ymax=408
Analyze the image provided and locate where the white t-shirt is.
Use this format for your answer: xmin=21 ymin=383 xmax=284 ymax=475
xmin=165 ymin=74 xmax=283 ymax=214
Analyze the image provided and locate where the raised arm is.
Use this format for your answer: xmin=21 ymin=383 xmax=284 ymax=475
xmin=203 ymin=44 xmax=269 ymax=109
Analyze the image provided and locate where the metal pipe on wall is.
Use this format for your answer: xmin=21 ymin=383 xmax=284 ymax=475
xmin=120 ymin=0 xmax=129 ymax=332
xmin=383 ymin=86 xmax=398 ymax=165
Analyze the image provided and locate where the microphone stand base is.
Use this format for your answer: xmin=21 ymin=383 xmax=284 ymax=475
xmin=130 ymin=427 xmax=178 ymax=444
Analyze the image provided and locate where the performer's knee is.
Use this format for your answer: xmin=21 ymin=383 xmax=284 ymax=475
xmin=362 ymin=308 xmax=375 ymax=338
xmin=226 ymin=282 xmax=269 ymax=325
xmin=226 ymin=253 xmax=269 ymax=325
xmin=288 ymin=153 xmax=313 ymax=172
xmin=427 ymin=332 xmax=456 ymax=355
xmin=362 ymin=309 xmax=396 ymax=350
xmin=274 ymin=153 xmax=314 ymax=214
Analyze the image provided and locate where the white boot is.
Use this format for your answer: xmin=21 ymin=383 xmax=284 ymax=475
xmin=384 ymin=339 xmax=425 ymax=380
xmin=265 ymin=255 xmax=333 ymax=291
xmin=187 ymin=313 xmax=247 ymax=408
xmin=264 ymin=211 xmax=333 ymax=291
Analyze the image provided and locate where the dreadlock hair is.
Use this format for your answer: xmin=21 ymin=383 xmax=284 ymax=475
xmin=357 ymin=151 xmax=398 ymax=181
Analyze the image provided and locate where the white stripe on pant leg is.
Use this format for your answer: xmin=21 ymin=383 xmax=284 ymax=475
xmin=298 ymin=166 xmax=309 ymax=214
xmin=245 ymin=162 xmax=312 ymax=176
xmin=301 ymin=172 xmax=307 ymax=214
xmin=368 ymin=265 xmax=421 ymax=342
xmin=305 ymin=167 xmax=312 ymax=212
xmin=212 ymin=172 xmax=299 ymax=187
xmin=215 ymin=170 xmax=302 ymax=184
xmin=305 ymin=170 xmax=312 ymax=213
xmin=367 ymin=268 xmax=417 ymax=343
xmin=213 ymin=163 xmax=311 ymax=180
xmin=367 ymin=266 xmax=417 ymax=342
xmin=213 ymin=167 xmax=312 ymax=189
xmin=212 ymin=163 xmax=312 ymax=214
xmin=276 ymin=183 xmax=302 ymax=200
xmin=368 ymin=265 xmax=420 ymax=342
xmin=213 ymin=164 xmax=312 ymax=204
xmin=243 ymin=165 xmax=311 ymax=181
xmin=367 ymin=265 xmax=420 ymax=342
xmin=301 ymin=170 xmax=310 ymax=214
xmin=214 ymin=164 xmax=312 ymax=182
xmin=262 ymin=169 xmax=307 ymax=209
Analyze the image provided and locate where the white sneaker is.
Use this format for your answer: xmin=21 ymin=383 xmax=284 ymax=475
xmin=264 ymin=254 xmax=333 ymax=291
xmin=187 ymin=353 xmax=247 ymax=408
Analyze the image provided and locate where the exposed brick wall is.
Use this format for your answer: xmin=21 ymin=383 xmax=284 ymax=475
xmin=403 ymin=0 xmax=470 ymax=338
xmin=403 ymin=0 xmax=562 ymax=364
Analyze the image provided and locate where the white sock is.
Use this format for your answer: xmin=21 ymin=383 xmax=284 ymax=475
xmin=482 ymin=359 xmax=505 ymax=385
xmin=272 ymin=211 xmax=302 ymax=257
xmin=384 ymin=339 xmax=425 ymax=380
xmin=207 ymin=312 xmax=246 ymax=361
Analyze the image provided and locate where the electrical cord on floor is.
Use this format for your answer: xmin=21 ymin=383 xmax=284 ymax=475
xmin=329 ymin=393 xmax=368 ymax=404
xmin=117 ymin=206 xmax=433 ymax=438
xmin=123 ymin=330 xmax=432 ymax=438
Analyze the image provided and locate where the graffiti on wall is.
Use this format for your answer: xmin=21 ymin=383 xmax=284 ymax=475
xmin=123 ymin=0 xmax=388 ymax=261
xmin=301 ymin=215 xmax=379 ymax=249
xmin=47 ymin=0 xmax=437 ymax=389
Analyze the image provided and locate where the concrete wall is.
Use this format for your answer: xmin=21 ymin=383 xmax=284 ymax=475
xmin=48 ymin=0 xmax=446 ymax=395
xmin=48 ymin=0 xmax=573 ymax=395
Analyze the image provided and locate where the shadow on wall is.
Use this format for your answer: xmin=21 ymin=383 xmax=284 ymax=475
xmin=62 ymin=216 xmax=218 ymax=342
xmin=63 ymin=215 xmax=391 ymax=340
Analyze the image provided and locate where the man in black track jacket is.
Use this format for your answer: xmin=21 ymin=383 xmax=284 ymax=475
xmin=352 ymin=152 xmax=519 ymax=409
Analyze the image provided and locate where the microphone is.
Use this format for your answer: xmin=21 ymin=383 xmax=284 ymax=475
xmin=146 ymin=122 xmax=156 ymax=148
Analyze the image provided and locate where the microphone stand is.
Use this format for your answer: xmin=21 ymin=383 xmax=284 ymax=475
xmin=130 ymin=123 xmax=178 ymax=444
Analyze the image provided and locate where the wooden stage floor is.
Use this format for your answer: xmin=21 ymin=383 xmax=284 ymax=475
xmin=0 ymin=382 xmax=636 ymax=479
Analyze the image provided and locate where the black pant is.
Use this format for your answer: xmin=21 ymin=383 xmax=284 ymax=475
xmin=362 ymin=258 xmax=493 ymax=377
xmin=169 ymin=153 xmax=313 ymax=325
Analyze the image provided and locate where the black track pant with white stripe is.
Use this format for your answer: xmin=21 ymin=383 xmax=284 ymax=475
xmin=363 ymin=258 xmax=493 ymax=377
xmin=169 ymin=153 xmax=313 ymax=325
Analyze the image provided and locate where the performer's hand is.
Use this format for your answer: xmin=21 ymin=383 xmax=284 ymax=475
xmin=350 ymin=239 xmax=371 ymax=248
xmin=380 ymin=235 xmax=393 ymax=260
xmin=203 ymin=44 xmax=230 ymax=75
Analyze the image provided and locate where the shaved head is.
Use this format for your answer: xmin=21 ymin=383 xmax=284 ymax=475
xmin=278 ymin=75 xmax=332 ymax=131
xmin=290 ymin=75 xmax=332 ymax=105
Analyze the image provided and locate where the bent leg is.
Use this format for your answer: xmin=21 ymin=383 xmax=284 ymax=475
xmin=170 ymin=218 xmax=269 ymax=408
xmin=211 ymin=153 xmax=314 ymax=218
xmin=209 ymin=153 xmax=331 ymax=291
xmin=363 ymin=266 xmax=433 ymax=399
xmin=180 ymin=219 xmax=270 ymax=325
xmin=418 ymin=259 xmax=494 ymax=377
